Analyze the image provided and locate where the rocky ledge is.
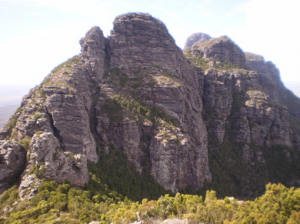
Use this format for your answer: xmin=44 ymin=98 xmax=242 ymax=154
xmin=1 ymin=13 xmax=300 ymax=199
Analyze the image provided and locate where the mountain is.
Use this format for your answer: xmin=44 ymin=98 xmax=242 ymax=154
xmin=285 ymin=82 xmax=300 ymax=98
xmin=0 ymin=105 xmax=19 ymax=130
xmin=0 ymin=85 xmax=33 ymax=129
xmin=1 ymin=12 xmax=300 ymax=203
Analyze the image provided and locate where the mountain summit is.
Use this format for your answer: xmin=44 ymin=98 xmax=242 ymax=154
xmin=1 ymin=13 xmax=300 ymax=200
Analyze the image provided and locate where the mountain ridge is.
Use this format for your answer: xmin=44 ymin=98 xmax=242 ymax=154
xmin=1 ymin=12 xmax=300 ymax=201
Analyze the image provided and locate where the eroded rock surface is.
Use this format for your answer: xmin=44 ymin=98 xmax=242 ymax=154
xmin=183 ymin=32 xmax=211 ymax=50
xmin=1 ymin=13 xmax=300 ymax=197
xmin=29 ymin=132 xmax=88 ymax=185
xmin=98 ymin=13 xmax=211 ymax=191
xmin=0 ymin=140 xmax=26 ymax=193
xmin=186 ymin=35 xmax=246 ymax=69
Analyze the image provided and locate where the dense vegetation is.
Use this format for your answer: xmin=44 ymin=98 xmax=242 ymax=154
xmin=87 ymin=149 xmax=170 ymax=202
xmin=201 ymin=87 xmax=300 ymax=200
xmin=3 ymin=28 xmax=300 ymax=224
xmin=1 ymin=182 xmax=300 ymax=223
xmin=200 ymin=91 xmax=300 ymax=199
xmin=199 ymin=138 xmax=300 ymax=200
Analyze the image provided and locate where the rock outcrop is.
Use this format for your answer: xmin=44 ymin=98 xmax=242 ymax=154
xmin=1 ymin=13 xmax=300 ymax=198
xmin=183 ymin=32 xmax=211 ymax=51
xmin=0 ymin=140 xmax=26 ymax=193
xmin=186 ymin=35 xmax=246 ymax=69
xmin=103 ymin=13 xmax=210 ymax=191
xmin=245 ymin=52 xmax=300 ymax=120
xmin=184 ymin=32 xmax=300 ymax=197
xmin=0 ymin=13 xmax=211 ymax=194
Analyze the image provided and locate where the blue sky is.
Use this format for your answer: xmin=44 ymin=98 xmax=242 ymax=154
xmin=1 ymin=0 xmax=300 ymax=96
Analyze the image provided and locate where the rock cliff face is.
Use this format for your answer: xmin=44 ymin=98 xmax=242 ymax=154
xmin=1 ymin=13 xmax=300 ymax=198
xmin=184 ymin=33 xmax=300 ymax=197
xmin=186 ymin=36 xmax=246 ymax=69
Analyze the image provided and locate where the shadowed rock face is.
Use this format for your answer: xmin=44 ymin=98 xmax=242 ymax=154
xmin=245 ymin=52 xmax=300 ymax=120
xmin=184 ymin=31 xmax=300 ymax=197
xmin=0 ymin=140 xmax=26 ymax=193
xmin=1 ymin=13 xmax=300 ymax=197
xmin=103 ymin=13 xmax=211 ymax=192
xmin=0 ymin=13 xmax=211 ymax=194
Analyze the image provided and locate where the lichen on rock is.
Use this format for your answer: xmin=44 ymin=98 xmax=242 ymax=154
xmin=1 ymin=13 xmax=300 ymax=199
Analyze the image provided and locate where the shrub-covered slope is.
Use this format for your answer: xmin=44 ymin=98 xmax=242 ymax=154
xmin=1 ymin=182 xmax=300 ymax=223
xmin=1 ymin=12 xmax=300 ymax=210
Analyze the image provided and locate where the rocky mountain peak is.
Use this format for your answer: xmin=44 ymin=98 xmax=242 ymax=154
xmin=183 ymin=32 xmax=211 ymax=51
xmin=111 ymin=12 xmax=175 ymax=48
xmin=245 ymin=52 xmax=270 ymax=74
xmin=1 ymin=13 xmax=300 ymax=200
xmin=244 ymin=52 xmax=300 ymax=121
xmin=245 ymin=52 xmax=280 ymax=80
xmin=80 ymin=26 xmax=106 ymax=82
xmin=185 ymin=34 xmax=246 ymax=69
xmin=80 ymin=26 xmax=105 ymax=58
xmin=108 ymin=12 xmax=185 ymax=77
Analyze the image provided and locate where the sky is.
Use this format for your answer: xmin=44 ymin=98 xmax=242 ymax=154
xmin=0 ymin=0 xmax=300 ymax=97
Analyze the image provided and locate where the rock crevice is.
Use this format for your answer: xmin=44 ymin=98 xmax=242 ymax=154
xmin=1 ymin=13 xmax=300 ymax=197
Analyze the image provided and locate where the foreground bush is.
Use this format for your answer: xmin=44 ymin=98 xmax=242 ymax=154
xmin=0 ymin=182 xmax=299 ymax=223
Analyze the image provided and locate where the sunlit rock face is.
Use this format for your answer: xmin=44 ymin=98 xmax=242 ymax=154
xmin=1 ymin=13 xmax=300 ymax=198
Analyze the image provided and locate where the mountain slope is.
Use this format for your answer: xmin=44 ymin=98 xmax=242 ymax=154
xmin=0 ymin=13 xmax=300 ymax=201
xmin=184 ymin=35 xmax=300 ymax=198
xmin=0 ymin=105 xmax=19 ymax=130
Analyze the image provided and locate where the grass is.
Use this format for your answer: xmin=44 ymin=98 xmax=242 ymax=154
xmin=19 ymin=137 xmax=32 ymax=151
xmin=184 ymin=50 xmax=210 ymax=70
xmin=51 ymin=56 xmax=81 ymax=74
xmin=41 ymin=56 xmax=80 ymax=93
xmin=245 ymin=52 xmax=264 ymax=61
xmin=151 ymin=75 xmax=181 ymax=87
xmin=3 ymin=107 xmax=23 ymax=139
xmin=107 ymin=67 xmax=128 ymax=88
xmin=216 ymin=60 xmax=241 ymax=70
xmin=33 ymin=114 xmax=43 ymax=122
xmin=245 ymin=90 xmax=268 ymax=109
xmin=194 ymin=36 xmax=231 ymax=48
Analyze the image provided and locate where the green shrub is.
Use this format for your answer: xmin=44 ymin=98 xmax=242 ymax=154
xmin=19 ymin=137 xmax=32 ymax=151
xmin=1 ymin=181 xmax=300 ymax=223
